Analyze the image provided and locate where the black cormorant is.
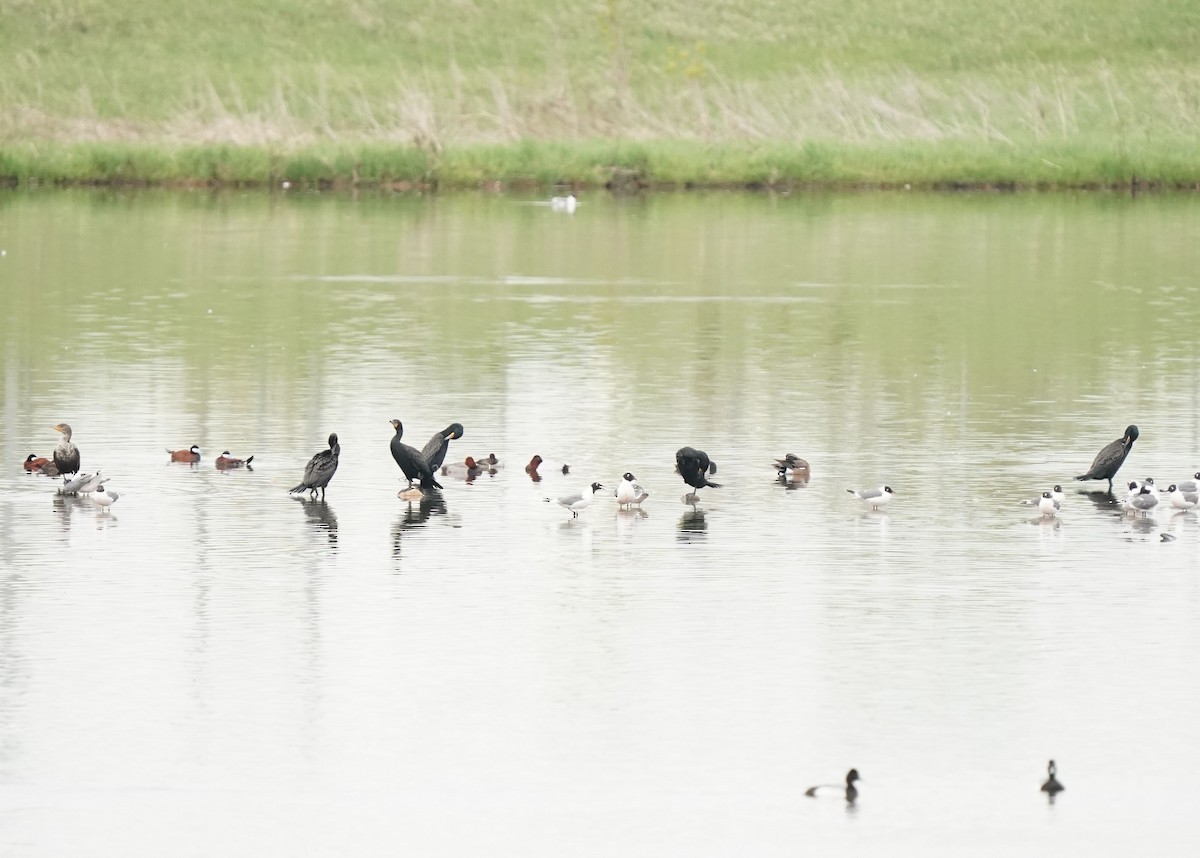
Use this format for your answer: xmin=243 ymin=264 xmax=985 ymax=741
xmin=289 ymin=433 xmax=340 ymax=499
xmin=390 ymin=420 xmax=443 ymax=491
xmin=52 ymin=423 xmax=81 ymax=477
xmin=1075 ymin=425 xmax=1138 ymax=490
xmin=421 ymin=423 xmax=464 ymax=472
xmin=676 ymin=447 xmax=721 ymax=495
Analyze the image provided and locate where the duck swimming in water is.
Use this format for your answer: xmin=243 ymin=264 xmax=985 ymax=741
xmin=390 ymin=420 xmax=443 ymax=491
xmin=773 ymin=454 xmax=810 ymax=481
xmin=525 ymin=455 xmax=570 ymax=481
xmin=289 ymin=433 xmax=340 ymax=499
xmin=442 ymin=456 xmax=484 ymax=481
xmin=1075 ymin=425 xmax=1138 ymax=491
xmin=167 ymin=445 xmax=202 ymax=463
xmin=805 ymin=768 xmax=860 ymax=801
xmin=23 ymin=454 xmax=50 ymax=472
xmin=1040 ymin=760 xmax=1064 ymax=795
xmin=216 ymin=451 xmax=255 ymax=469
xmin=52 ymin=423 xmax=80 ymax=477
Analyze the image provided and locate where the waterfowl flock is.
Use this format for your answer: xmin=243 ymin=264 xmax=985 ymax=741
xmin=19 ymin=419 xmax=1197 ymax=533
xmin=803 ymin=759 xmax=1065 ymax=804
xmin=20 ymin=417 xmax=1167 ymax=807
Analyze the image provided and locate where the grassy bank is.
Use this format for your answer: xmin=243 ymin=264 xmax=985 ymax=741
xmin=2 ymin=0 xmax=1200 ymax=189
xmin=3 ymin=139 xmax=1198 ymax=191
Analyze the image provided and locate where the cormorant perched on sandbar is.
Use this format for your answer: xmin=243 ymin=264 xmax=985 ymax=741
xmin=52 ymin=423 xmax=81 ymax=477
xmin=290 ymin=433 xmax=340 ymax=499
xmin=390 ymin=420 xmax=443 ymax=491
xmin=1075 ymin=424 xmax=1138 ymax=491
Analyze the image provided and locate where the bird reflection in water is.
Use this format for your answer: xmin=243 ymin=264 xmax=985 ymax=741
xmin=392 ymin=490 xmax=448 ymax=558
xmin=1127 ymin=514 xmax=1158 ymax=537
xmin=677 ymin=505 xmax=707 ymax=541
xmin=52 ymin=493 xmax=86 ymax=532
xmin=777 ymin=473 xmax=809 ymax=491
xmin=295 ymin=498 xmax=338 ymax=549
xmin=1078 ymin=488 xmax=1120 ymax=513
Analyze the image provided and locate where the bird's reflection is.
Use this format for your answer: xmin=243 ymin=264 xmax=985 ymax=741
xmin=51 ymin=494 xmax=86 ymax=533
xmin=294 ymin=498 xmax=338 ymax=548
xmin=1027 ymin=515 xmax=1062 ymax=530
xmin=392 ymin=490 xmax=448 ymax=558
xmin=776 ymin=474 xmax=809 ymax=491
xmin=677 ymin=505 xmax=708 ymax=540
xmin=1079 ymin=489 xmax=1120 ymax=514
xmin=1129 ymin=514 xmax=1158 ymax=535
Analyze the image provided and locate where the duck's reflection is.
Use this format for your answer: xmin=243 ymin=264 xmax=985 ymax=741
xmin=294 ymin=498 xmax=338 ymax=548
xmin=776 ymin=474 xmax=809 ymax=491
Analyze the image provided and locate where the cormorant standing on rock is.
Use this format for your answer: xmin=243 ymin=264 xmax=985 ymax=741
xmin=390 ymin=419 xmax=443 ymax=491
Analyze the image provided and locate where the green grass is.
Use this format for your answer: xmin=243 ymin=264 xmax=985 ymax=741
xmin=2 ymin=0 xmax=1200 ymax=188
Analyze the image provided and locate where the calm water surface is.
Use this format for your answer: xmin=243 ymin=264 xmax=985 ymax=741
xmin=1 ymin=190 xmax=1199 ymax=856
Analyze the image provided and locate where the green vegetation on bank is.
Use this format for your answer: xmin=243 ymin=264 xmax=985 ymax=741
xmin=2 ymin=0 xmax=1199 ymax=189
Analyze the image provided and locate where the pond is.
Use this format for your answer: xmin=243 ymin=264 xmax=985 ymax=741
xmin=1 ymin=188 xmax=1198 ymax=856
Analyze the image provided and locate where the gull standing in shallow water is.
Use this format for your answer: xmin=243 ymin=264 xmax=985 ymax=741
xmin=555 ymin=482 xmax=604 ymax=518
xmin=1121 ymin=484 xmax=1158 ymax=515
xmin=805 ymin=769 xmax=860 ymax=802
xmin=1037 ymin=491 xmax=1059 ymax=517
xmin=848 ymin=485 xmax=893 ymax=510
xmin=616 ymin=473 xmax=649 ymax=508
xmin=91 ymin=484 xmax=119 ymax=511
xmin=1021 ymin=485 xmax=1064 ymax=511
xmin=61 ymin=471 xmax=103 ymax=496
xmin=1075 ymin=424 xmax=1139 ymax=491
xmin=1165 ymin=483 xmax=1199 ymax=511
